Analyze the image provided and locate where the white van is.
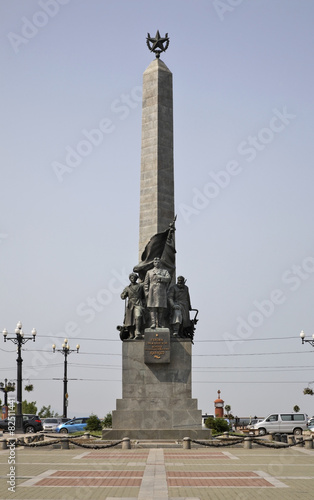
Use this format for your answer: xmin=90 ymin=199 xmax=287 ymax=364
xmin=252 ymin=413 xmax=308 ymax=435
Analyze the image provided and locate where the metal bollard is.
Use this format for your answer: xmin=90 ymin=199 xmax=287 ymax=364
xmin=304 ymin=437 xmax=313 ymax=450
xmin=296 ymin=436 xmax=304 ymax=447
xmin=281 ymin=434 xmax=288 ymax=444
xmin=61 ymin=438 xmax=69 ymax=450
xmin=183 ymin=437 xmax=191 ymax=449
xmin=243 ymin=437 xmax=252 ymax=449
xmin=122 ymin=437 xmax=131 ymax=449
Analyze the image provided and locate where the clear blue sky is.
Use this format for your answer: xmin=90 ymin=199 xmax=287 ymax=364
xmin=1 ymin=0 xmax=314 ymax=420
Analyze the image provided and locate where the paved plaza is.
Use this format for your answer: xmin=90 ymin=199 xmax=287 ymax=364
xmin=1 ymin=438 xmax=314 ymax=500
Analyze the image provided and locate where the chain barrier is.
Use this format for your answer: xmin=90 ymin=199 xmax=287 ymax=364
xmin=67 ymin=439 xmax=123 ymax=449
xmin=191 ymin=436 xmax=308 ymax=449
xmin=17 ymin=439 xmax=59 ymax=447
xmin=252 ymin=438 xmax=305 ymax=448
xmin=4 ymin=436 xmax=123 ymax=449
xmin=44 ymin=432 xmax=103 ymax=439
xmin=44 ymin=433 xmax=82 ymax=439
xmin=3 ymin=432 xmax=310 ymax=450
xmin=191 ymin=438 xmax=245 ymax=447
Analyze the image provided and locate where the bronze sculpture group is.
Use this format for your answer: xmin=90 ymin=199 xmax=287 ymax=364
xmin=117 ymin=220 xmax=198 ymax=342
xmin=118 ymin=265 xmax=197 ymax=342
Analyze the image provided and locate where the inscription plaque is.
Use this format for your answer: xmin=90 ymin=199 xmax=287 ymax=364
xmin=144 ymin=329 xmax=170 ymax=364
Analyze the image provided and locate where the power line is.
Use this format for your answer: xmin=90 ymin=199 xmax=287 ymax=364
xmin=195 ymin=337 xmax=300 ymax=342
xmin=19 ymin=335 xmax=300 ymax=343
xmin=193 ymin=368 xmax=312 ymax=373
xmin=26 ymin=378 xmax=311 ymax=384
xmin=193 ymin=351 xmax=312 ymax=356
xmin=192 ymin=380 xmax=312 ymax=384
xmin=193 ymin=364 xmax=314 ymax=369
xmin=1 ymin=349 xmax=312 ymax=357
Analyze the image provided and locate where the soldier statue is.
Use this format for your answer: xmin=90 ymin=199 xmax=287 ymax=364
xmin=144 ymin=257 xmax=171 ymax=328
xmin=168 ymin=276 xmax=192 ymax=337
xmin=120 ymin=273 xmax=146 ymax=339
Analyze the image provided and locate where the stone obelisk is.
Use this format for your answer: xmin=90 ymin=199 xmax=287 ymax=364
xmin=139 ymin=56 xmax=174 ymax=258
xmin=102 ymin=33 xmax=209 ymax=441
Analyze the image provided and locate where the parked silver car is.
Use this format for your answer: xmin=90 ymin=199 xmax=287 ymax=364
xmin=43 ymin=418 xmax=64 ymax=432
xmin=251 ymin=412 xmax=308 ymax=436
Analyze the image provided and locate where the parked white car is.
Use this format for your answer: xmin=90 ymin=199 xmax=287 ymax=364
xmin=251 ymin=413 xmax=308 ymax=436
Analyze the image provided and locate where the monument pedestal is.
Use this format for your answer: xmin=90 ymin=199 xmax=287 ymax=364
xmin=102 ymin=331 xmax=211 ymax=440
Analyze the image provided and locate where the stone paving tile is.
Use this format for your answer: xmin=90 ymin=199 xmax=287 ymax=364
xmin=0 ymin=443 xmax=314 ymax=499
xmin=138 ymin=449 xmax=168 ymax=500
xmin=36 ymin=477 xmax=142 ymax=487
xmin=50 ymin=470 xmax=144 ymax=477
xmin=169 ymin=477 xmax=272 ymax=487
xmin=167 ymin=471 xmax=260 ymax=477
xmin=84 ymin=453 xmax=149 ymax=459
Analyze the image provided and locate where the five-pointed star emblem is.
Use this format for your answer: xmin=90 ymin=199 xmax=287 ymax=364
xmin=147 ymin=30 xmax=170 ymax=58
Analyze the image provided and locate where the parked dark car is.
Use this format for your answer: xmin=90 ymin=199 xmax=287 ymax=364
xmin=0 ymin=414 xmax=43 ymax=433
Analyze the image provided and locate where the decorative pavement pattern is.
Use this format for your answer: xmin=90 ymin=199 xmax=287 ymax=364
xmin=1 ymin=443 xmax=314 ymax=499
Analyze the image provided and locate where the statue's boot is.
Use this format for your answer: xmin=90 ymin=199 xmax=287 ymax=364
xmin=135 ymin=319 xmax=142 ymax=339
xmin=158 ymin=311 xmax=164 ymax=328
xmin=172 ymin=323 xmax=180 ymax=336
xmin=150 ymin=312 xmax=156 ymax=329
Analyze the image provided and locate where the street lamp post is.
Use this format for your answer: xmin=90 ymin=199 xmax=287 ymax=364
xmin=2 ymin=322 xmax=37 ymax=432
xmin=0 ymin=379 xmax=16 ymax=418
xmin=300 ymin=330 xmax=314 ymax=348
xmin=52 ymin=339 xmax=80 ymax=419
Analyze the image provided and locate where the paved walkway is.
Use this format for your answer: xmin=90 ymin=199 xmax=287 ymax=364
xmin=0 ymin=440 xmax=314 ymax=499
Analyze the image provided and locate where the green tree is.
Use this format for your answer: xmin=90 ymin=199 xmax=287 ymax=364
xmin=22 ymin=400 xmax=37 ymax=414
xmin=86 ymin=414 xmax=102 ymax=432
xmin=293 ymin=405 xmax=300 ymax=413
xmin=103 ymin=412 xmax=112 ymax=428
xmin=224 ymin=405 xmax=234 ymax=421
xmin=303 ymin=387 xmax=314 ymax=395
xmin=38 ymin=405 xmax=57 ymax=418
xmin=205 ymin=417 xmax=230 ymax=434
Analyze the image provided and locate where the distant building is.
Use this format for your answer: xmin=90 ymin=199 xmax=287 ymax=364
xmin=214 ymin=389 xmax=224 ymax=418
xmin=201 ymin=413 xmax=214 ymax=427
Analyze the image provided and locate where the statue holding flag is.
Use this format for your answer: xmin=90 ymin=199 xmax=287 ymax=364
xmin=117 ymin=217 xmax=198 ymax=339
xmin=133 ymin=217 xmax=176 ymax=282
